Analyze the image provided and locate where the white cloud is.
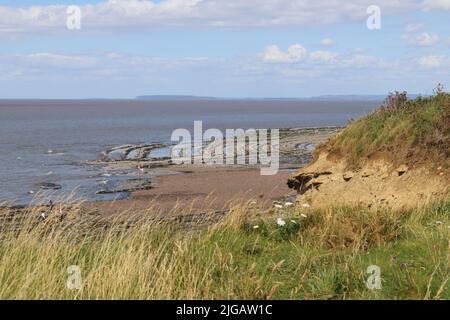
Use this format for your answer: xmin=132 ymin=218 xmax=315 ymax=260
xmin=262 ymin=44 xmax=307 ymax=63
xmin=424 ymin=0 xmax=450 ymax=10
xmin=418 ymin=55 xmax=444 ymax=67
xmin=352 ymin=48 xmax=367 ymax=53
xmin=27 ymin=53 xmax=97 ymax=68
xmin=261 ymin=43 xmax=397 ymax=69
xmin=2 ymin=50 xmax=448 ymax=97
xmin=416 ymin=32 xmax=440 ymax=46
xmin=309 ymin=51 xmax=339 ymax=63
xmin=0 ymin=51 xmax=219 ymax=81
xmin=404 ymin=23 xmax=424 ymax=33
xmin=0 ymin=0 xmax=436 ymax=35
xmin=320 ymin=38 xmax=336 ymax=46
xmin=342 ymin=54 xmax=392 ymax=68
xmin=403 ymin=32 xmax=440 ymax=46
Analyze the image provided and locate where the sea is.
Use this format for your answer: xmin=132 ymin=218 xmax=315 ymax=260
xmin=0 ymin=99 xmax=381 ymax=205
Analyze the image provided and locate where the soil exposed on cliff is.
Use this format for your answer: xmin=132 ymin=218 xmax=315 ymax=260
xmin=288 ymin=91 xmax=450 ymax=209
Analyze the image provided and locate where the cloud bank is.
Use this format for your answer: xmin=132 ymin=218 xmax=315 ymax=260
xmin=1 ymin=0 xmax=447 ymax=35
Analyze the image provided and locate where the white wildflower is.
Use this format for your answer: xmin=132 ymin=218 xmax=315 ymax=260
xmin=276 ymin=218 xmax=286 ymax=227
xmin=284 ymin=202 xmax=294 ymax=208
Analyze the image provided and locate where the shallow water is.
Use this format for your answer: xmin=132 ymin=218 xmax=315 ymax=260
xmin=0 ymin=99 xmax=380 ymax=205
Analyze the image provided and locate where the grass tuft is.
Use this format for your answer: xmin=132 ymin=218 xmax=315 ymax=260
xmin=321 ymin=87 xmax=450 ymax=168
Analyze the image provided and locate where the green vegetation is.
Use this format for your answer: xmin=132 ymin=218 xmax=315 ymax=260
xmin=0 ymin=199 xmax=448 ymax=299
xmin=325 ymin=86 xmax=450 ymax=167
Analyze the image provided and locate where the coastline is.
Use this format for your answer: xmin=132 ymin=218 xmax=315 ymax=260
xmin=3 ymin=127 xmax=339 ymax=217
xmin=83 ymin=127 xmax=340 ymax=216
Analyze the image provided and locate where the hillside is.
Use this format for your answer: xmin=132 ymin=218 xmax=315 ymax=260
xmin=288 ymin=87 xmax=450 ymax=209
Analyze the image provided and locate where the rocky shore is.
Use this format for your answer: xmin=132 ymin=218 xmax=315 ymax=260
xmin=3 ymin=127 xmax=339 ymax=219
xmin=81 ymin=127 xmax=339 ymax=198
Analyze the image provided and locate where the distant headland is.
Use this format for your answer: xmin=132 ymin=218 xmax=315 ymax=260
xmin=134 ymin=94 xmax=424 ymax=101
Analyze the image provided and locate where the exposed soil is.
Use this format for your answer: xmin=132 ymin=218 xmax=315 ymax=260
xmin=288 ymin=150 xmax=450 ymax=210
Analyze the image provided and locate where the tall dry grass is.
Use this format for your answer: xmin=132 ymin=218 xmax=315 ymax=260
xmin=0 ymin=197 xmax=448 ymax=300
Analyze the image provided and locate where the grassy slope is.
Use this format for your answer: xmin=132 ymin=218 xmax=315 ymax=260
xmin=0 ymin=200 xmax=448 ymax=299
xmin=321 ymin=91 xmax=450 ymax=168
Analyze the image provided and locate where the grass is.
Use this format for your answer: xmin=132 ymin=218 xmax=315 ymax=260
xmin=0 ymin=198 xmax=448 ymax=300
xmin=323 ymin=89 xmax=450 ymax=167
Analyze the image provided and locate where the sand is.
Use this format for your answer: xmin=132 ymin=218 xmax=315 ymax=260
xmin=90 ymin=166 xmax=294 ymax=216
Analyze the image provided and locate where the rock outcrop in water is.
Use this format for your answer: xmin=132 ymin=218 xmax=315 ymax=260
xmin=102 ymin=143 xmax=169 ymax=161
xmin=35 ymin=182 xmax=62 ymax=190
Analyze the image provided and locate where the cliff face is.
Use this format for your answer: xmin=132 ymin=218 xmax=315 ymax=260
xmin=288 ymin=151 xmax=449 ymax=209
xmin=288 ymin=91 xmax=450 ymax=209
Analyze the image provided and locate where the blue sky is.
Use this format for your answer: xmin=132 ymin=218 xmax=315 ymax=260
xmin=0 ymin=0 xmax=449 ymax=98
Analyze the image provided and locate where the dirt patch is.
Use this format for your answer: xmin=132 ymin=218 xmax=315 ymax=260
xmin=288 ymin=151 xmax=450 ymax=210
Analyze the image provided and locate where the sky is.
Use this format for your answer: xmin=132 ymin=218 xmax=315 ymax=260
xmin=0 ymin=0 xmax=449 ymax=98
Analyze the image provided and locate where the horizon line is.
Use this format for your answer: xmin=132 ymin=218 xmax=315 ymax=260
xmin=0 ymin=93 xmax=427 ymax=101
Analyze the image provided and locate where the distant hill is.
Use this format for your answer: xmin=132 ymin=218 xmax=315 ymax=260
xmin=301 ymin=95 xmax=386 ymax=101
xmin=135 ymin=95 xmax=216 ymax=101
xmin=301 ymin=94 xmax=424 ymax=101
xmin=135 ymin=94 xmax=424 ymax=101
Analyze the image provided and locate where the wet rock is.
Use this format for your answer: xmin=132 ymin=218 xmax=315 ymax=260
xmin=97 ymin=179 xmax=152 ymax=194
xmin=103 ymin=143 xmax=168 ymax=162
xmin=36 ymin=182 xmax=62 ymax=190
xmin=296 ymin=143 xmax=315 ymax=152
